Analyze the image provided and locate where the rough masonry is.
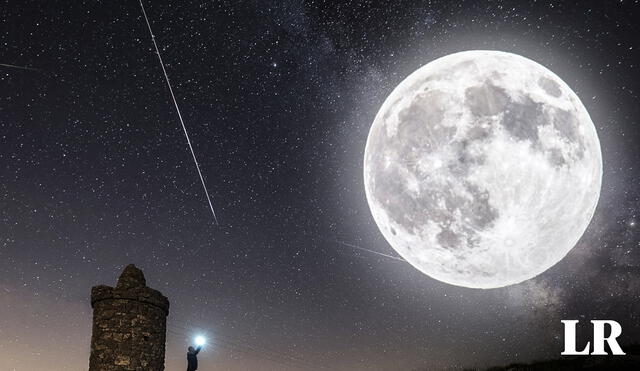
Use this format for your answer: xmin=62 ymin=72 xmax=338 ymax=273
xmin=89 ymin=264 xmax=170 ymax=371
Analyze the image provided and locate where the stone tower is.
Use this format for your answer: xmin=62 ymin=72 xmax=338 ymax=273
xmin=89 ymin=264 xmax=170 ymax=371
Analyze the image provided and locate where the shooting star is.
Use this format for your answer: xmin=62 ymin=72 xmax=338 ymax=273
xmin=139 ymin=0 xmax=219 ymax=225
xmin=0 ymin=63 xmax=42 ymax=72
xmin=334 ymin=240 xmax=406 ymax=262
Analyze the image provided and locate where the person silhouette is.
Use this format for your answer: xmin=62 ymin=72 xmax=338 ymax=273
xmin=186 ymin=345 xmax=202 ymax=371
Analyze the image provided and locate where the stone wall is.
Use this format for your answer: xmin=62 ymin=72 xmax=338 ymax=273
xmin=89 ymin=264 xmax=170 ymax=371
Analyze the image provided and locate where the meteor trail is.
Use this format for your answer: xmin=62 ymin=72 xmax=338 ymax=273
xmin=334 ymin=240 xmax=406 ymax=262
xmin=139 ymin=0 xmax=219 ymax=225
xmin=0 ymin=63 xmax=41 ymax=72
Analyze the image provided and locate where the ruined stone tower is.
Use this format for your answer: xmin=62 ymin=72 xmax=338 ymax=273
xmin=89 ymin=264 xmax=170 ymax=371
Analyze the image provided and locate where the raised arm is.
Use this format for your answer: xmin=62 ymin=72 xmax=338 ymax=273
xmin=194 ymin=345 xmax=202 ymax=354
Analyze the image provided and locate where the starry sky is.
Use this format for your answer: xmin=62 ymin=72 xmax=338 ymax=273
xmin=1 ymin=0 xmax=640 ymax=370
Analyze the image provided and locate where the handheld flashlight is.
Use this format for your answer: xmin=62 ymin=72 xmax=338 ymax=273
xmin=195 ymin=336 xmax=206 ymax=347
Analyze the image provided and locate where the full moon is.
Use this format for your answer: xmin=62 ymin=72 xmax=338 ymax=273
xmin=364 ymin=50 xmax=602 ymax=289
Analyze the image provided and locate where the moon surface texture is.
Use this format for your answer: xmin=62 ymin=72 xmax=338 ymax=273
xmin=364 ymin=50 xmax=602 ymax=289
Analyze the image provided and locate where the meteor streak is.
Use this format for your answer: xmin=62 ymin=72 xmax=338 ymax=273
xmin=0 ymin=63 xmax=41 ymax=72
xmin=139 ymin=0 xmax=219 ymax=225
xmin=334 ymin=240 xmax=406 ymax=262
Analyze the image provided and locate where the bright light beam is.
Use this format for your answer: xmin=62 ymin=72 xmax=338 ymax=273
xmin=139 ymin=0 xmax=219 ymax=225
xmin=195 ymin=335 xmax=206 ymax=346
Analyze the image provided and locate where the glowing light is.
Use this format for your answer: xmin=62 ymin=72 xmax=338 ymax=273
xmin=195 ymin=336 xmax=206 ymax=346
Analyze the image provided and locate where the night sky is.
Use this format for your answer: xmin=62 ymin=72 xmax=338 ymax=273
xmin=2 ymin=1 xmax=640 ymax=370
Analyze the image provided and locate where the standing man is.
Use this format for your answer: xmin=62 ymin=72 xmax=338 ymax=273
xmin=186 ymin=344 xmax=202 ymax=371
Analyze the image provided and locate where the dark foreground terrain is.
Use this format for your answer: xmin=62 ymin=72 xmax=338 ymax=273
xmin=480 ymin=344 xmax=640 ymax=371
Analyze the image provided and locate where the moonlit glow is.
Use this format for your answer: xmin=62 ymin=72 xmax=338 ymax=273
xmin=195 ymin=336 xmax=206 ymax=346
xmin=364 ymin=50 xmax=602 ymax=289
